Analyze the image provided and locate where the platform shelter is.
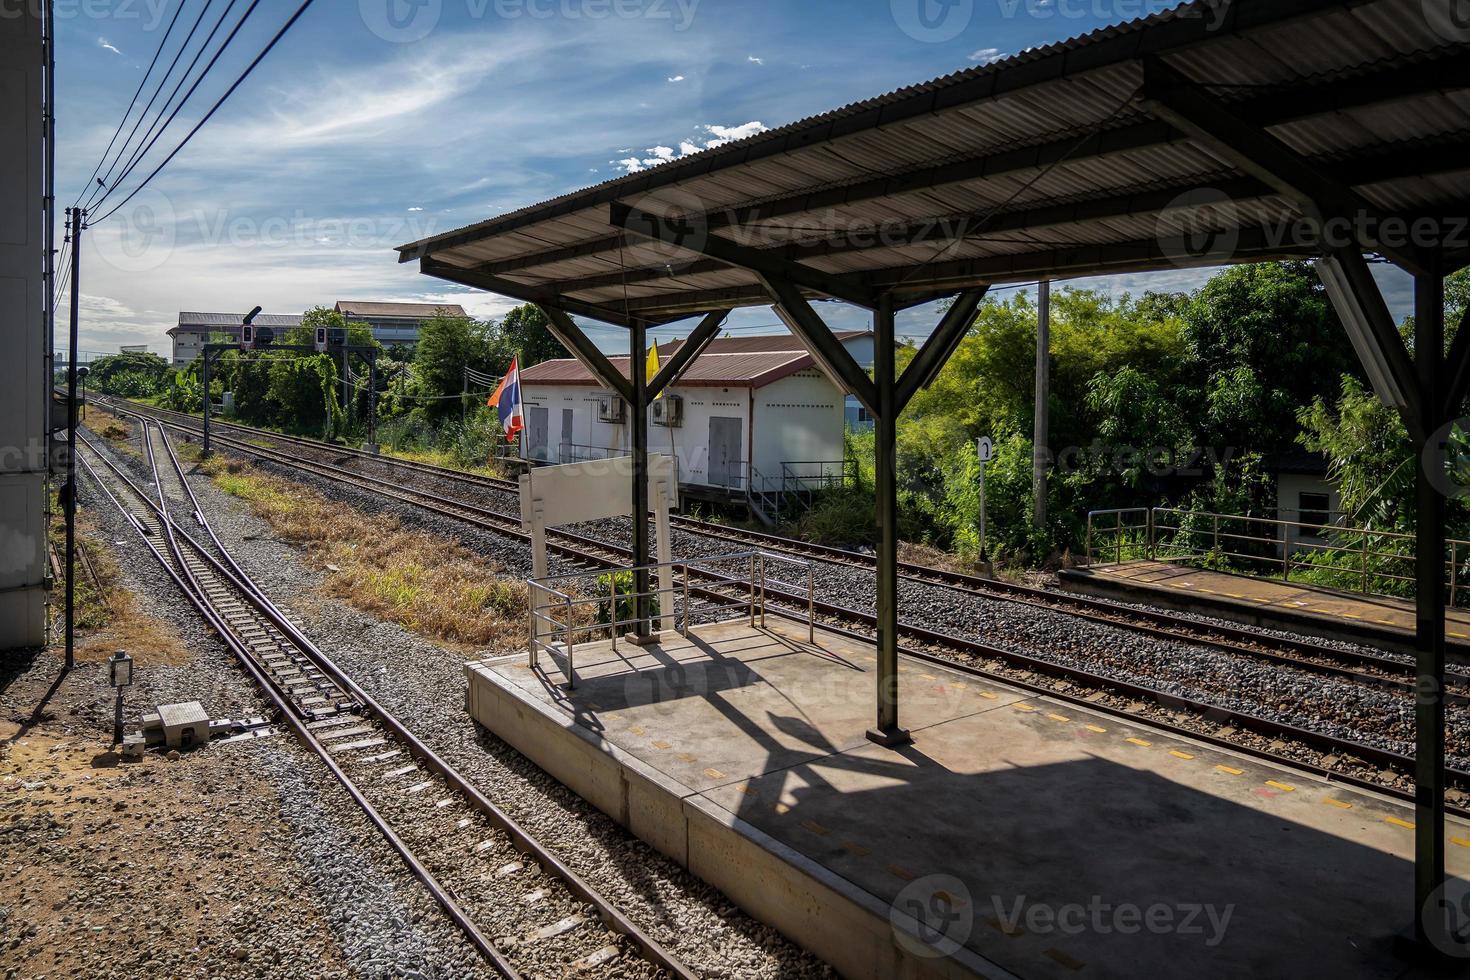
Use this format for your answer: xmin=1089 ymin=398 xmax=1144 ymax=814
xmin=400 ymin=0 xmax=1470 ymax=952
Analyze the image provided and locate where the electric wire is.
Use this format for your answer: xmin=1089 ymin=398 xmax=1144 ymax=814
xmin=91 ymin=0 xmax=318 ymax=225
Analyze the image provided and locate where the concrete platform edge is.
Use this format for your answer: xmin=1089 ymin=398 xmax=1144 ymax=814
xmin=463 ymin=657 xmax=1018 ymax=980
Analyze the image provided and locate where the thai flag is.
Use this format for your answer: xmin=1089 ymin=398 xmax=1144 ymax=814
xmin=487 ymin=356 xmax=524 ymax=442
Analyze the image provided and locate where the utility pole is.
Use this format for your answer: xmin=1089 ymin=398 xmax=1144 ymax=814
xmin=64 ymin=206 xmax=83 ymax=670
xmin=1033 ymin=278 xmax=1051 ymax=528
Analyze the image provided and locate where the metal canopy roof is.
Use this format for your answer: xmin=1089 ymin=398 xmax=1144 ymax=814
xmin=398 ymin=0 xmax=1470 ymax=326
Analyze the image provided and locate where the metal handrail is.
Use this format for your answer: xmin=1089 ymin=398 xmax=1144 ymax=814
xmin=1086 ymin=505 xmax=1470 ymax=606
xmin=527 ymin=550 xmax=816 ymax=688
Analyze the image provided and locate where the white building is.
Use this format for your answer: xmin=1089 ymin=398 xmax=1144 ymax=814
xmin=517 ymin=332 xmax=868 ymax=509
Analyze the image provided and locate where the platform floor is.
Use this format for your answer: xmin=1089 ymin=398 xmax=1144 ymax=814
xmin=1059 ymin=559 xmax=1470 ymax=652
xmin=467 ymin=618 xmax=1470 ymax=979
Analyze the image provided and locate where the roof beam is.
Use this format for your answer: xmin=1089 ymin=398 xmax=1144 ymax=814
xmin=420 ymin=257 xmax=657 ymax=331
xmin=548 ymin=136 xmax=1470 ymax=296
xmin=895 ymin=289 xmax=987 ymax=410
xmin=762 ymin=277 xmax=878 ymax=415
xmin=611 ymin=202 xmax=879 ymax=308
xmin=1140 ymin=55 xmax=1430 ymax=274
xmin=535 ymin=303 xmax=634 ymax=403
xmin=647 ymin=309 xmax=728 ymax=403
xmin=1443 ymin=304 xmax=1470 ymax=417
xmin=1314 ymin=251 xmax=1423 ymax=436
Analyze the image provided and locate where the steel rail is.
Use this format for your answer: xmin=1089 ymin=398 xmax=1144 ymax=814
xmin=82 ymin=433 xmax=521 ymax=977
xmin=96 ymin=414 xmax=1470 ymax=803
xmin=99 ymin=396 xmax=1455 ymax=689
xmin=85 ymin=429 xmax=696 ymax=979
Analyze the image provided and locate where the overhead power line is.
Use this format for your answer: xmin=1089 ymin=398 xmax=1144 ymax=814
xmin=90 ymin=0 xmax=319 ymax=226
xmin=70 ymin=0 xmax=192 ymax=210
xmin=86 ymin=0 xmax=247 ymax=213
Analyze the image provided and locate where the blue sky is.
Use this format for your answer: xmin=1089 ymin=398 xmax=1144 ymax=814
xmin=58 ymin=0 xmax=1414 ymax=355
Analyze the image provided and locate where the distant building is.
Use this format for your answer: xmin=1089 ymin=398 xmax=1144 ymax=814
xmin=333 ymin=300 xmax=468 ymax=348
xmin=119 ymin=344 xmax=149 ymax=354
xmin=517 ymin=332 xmax=867 ymax=513
xmin=169 ymin=312 xmax=303 ymax=367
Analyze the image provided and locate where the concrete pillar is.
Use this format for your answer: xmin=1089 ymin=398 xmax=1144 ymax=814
xmin=0 ymin=2 xmax=48 ymax=649
xmin=630 ymin=320 xmax=651 ymax=636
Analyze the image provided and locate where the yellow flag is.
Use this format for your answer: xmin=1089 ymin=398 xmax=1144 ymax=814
xmin=646 ymin=341 xmax=661 ymax=400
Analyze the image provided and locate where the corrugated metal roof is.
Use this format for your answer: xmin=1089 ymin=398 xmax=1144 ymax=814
xmin=521 ymin=350 xmax=815 ymax=388
xmin=657 ymin=330 xmax=868 ymax=357
xmin=334 ymin=301 xmax=468 ymax=318
xmin=400 ymin=0 xmax=1470 ymax=325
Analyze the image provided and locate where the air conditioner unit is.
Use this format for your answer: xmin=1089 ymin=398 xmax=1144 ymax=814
xmin=596 ymin=395 xmax=626 ymax=423
xmin=652 ymin=393 xmax=683 ymax=427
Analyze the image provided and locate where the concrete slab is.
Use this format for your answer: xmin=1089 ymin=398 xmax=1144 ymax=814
xmin=1059 ymin=559 xmax=1470 ymax=659
xmin=465 ymin=618 xmax=1470 ymax=980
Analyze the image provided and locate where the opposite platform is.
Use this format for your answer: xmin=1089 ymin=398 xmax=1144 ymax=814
xmin=465 ymin=618 xmax=1470 ymax=980
xmin=1059 ymin=559 xmax=1470 ymax=659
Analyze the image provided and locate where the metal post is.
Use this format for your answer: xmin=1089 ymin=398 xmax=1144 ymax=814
xmin=201 ymin=347 xmax=212 ymax=456
xmin=1116 ymin=512 xmax=1123 ymax=565
xmin=564 ymin=593 xmax=576 ymax=689
xmin=749 ymin=553 xmax=757 ymax=627
xmin=631 ymin=319 xmax=651 ymax=637
xmin=1362 ymin=530 xmax=1371 ymax=595
xmin=977 ymin=458 xmax=987 ymax=562
xmin=367 ymin=353 xmax=378 ymax=452
xmin=1032 ymin=278 xmax=1050 ymax=527
xmin=609 ymin=574 xmax=617 ymax=651
xmin=681 ymin=564 xmax=690 ymax=636
xmin=807 ymin=564 xmax=815 ymax=644
xmin=758 ymin=553 xmax=766 ymax=628
xmin=1412 ymin=270 xmax=1447 ymax=953
xmin=63 ymin=206 xmax=82 ymax=670
xmin=868 ymin=294 xmax=909 ymax=747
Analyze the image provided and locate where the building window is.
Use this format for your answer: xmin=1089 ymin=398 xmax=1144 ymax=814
xmin=1298 ymin=491 xmax=1330 ymax=536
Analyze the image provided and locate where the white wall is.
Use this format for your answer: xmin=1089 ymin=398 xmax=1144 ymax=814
xmin=1276 ymin=473 xmax=1340 ymax=554
xmin=521 ymin=371 xmax=845 ymax=492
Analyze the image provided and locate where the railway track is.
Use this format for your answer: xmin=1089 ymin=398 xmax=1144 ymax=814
xmin=78 ymin=424 xmax=694 ymax=980
xmin=85 ymin=403 xmax=1470 ymax=805
xmin=101 ymin=397 xmax=1463 ymax=692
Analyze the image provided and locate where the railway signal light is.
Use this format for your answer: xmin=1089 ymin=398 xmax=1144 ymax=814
xmin=255 ymin=326 xmax=275 ymax=348
xmin=314 ymin=326 xmax=328 ymax=352
xmin=240 ymin=323 xmax=254 ymax=350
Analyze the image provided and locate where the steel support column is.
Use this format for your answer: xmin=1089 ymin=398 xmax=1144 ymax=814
xmin=630 ymin=318 xmax=651 ymax=637
xmin=866 ymin=293 xmax=909 ymax=747
xmin=1413 ymin=270 xmax=1448 ymax=952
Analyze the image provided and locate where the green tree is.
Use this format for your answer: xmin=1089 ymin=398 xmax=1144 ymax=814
xmin=85 ymin=351 xmax=170 ymax=398
xmin=494 ymin=303 xmax=563 ymax=366
xmin=1179 ymin=260 xmax=1359 ymax=454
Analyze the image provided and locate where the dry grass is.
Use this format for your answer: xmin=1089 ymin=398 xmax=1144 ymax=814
xmin=57 ymin=505 xmax=193 ymax=666
xmin=81 ymin=406 xmax=139 ymax=453
xmin=200 ymin=454 xmax=528 ymax=651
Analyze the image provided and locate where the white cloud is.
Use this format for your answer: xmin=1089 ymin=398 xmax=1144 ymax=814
xmin=666 ymin=74 xmax=685 ymax=82
xmin=747 ymin=55 xmax=763 ymax=65
xmin=609 ymin=121 xmax=769 ymax=173
xmin=969 ymin=47 xmax=1006 ymax=65
xmin=98 ymin=37 xmax=122 ymax=55
xmin=406 ymin=206 xmax=423 ymax=211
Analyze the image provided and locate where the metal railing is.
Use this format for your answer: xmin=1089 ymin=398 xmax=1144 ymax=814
xmin=1085 ymin=506 xmax=1470 ymax=606
xmin=527 ymin=551 xmax=815 ymax=688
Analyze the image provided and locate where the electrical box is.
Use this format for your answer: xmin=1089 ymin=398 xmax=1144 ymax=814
xmin=596 ymin=395 xmax=626 ymax=423
xmin=651 ymin=394 xmax=683 ymax=427
xmin=314 ymin=326 xmax=328 ymax=352
xmin=240 ymin=323 xmax=254 ymax=350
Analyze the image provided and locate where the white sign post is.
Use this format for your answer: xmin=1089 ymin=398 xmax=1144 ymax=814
xmin=976 ymin=436 xmax=993 ymax=562
xmin=520 ymin=455 xmax=677 ymax=645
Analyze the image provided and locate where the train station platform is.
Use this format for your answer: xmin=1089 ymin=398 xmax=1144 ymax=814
xmin=1058 ymin=560 xmax=1470 ymax=659
xmin=464 ymin=618 xmax=1470 ymax=980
